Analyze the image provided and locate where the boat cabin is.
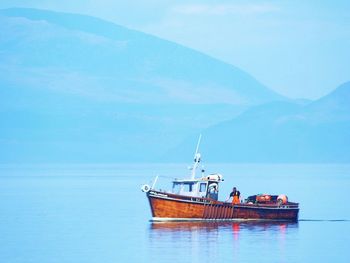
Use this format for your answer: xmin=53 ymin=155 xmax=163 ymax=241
xmin=172 ymin=173 xmax=223 ymax=200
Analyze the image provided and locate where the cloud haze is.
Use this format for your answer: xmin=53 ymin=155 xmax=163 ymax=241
xmin=173 ymin=3 xmax=280 ymax=16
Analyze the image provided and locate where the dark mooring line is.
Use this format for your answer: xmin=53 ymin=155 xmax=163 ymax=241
xmin=299 ymin=219 xmax=349 ymax=222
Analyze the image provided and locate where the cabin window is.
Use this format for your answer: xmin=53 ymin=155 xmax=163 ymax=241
xmin=199 ymin=183 xmax=207 ymax=192
xmin=173 ymin=182 xmax=196 ymax=193
xmin=184 ymin=182 xmax=194 ymax=192
xmin=172 ymin=183 xmax=181 ymax=194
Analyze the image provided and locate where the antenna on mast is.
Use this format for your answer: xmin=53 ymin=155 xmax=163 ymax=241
xmin=191 ymin=134 xmax=202 ymax=179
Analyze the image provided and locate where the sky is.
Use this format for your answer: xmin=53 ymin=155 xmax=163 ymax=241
xmin=1 ymin=0 xmax=349 ymax=99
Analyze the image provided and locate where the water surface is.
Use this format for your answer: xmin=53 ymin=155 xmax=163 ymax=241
xmin=0 ymin=164 xmax=349 ymax=263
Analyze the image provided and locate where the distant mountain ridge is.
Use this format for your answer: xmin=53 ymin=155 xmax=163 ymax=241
xmin=305 ymin=81 xmax=350 ymax=122
xmin=0 ymin=7 xmax=287 ymax=163
xmin=0 ymin=7 xmax=283 ymax=105
xmin=171 ymin=82 xmax=350 ymax=163
xmin=1 ymin=8 xmax=347 ymax=163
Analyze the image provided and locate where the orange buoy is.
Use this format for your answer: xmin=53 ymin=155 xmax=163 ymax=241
xmin=277 ymin=194 xmax=288 ymax=205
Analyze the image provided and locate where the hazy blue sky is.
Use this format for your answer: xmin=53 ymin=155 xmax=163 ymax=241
xmin=1 ymin=0 xmax=349 ymax=99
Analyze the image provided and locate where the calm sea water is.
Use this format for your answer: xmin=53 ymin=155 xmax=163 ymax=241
xmin=0 ymin=163 xmax=349 ymax=263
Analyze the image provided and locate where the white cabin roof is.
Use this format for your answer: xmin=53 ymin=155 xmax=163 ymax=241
xmin=173 ymin=173 xmax=223 ymax=183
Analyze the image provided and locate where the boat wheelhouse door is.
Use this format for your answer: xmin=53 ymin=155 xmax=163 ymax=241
xmin=206 ymin=181 xmax=219 ymax=201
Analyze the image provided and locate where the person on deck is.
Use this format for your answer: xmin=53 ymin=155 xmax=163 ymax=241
xmin=229 ymin=187 xmax=240 ymax=204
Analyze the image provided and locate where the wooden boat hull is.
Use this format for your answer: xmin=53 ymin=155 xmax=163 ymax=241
xmin=147 ymin=190 xmax=299 ymax=221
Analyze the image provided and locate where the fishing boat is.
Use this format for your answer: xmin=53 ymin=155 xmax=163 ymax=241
xmin=141 ymin=136 xmax=299 ymax=222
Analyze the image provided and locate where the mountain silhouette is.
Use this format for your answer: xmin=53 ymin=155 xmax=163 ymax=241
xmin=0 ymin=8 xmax=287 ymax=163
xmin=173 ymin=82 xmax=350 ymax=163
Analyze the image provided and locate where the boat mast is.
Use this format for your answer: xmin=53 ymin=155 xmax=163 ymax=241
xmin=191 ymin=134 xmax=202 ymax=179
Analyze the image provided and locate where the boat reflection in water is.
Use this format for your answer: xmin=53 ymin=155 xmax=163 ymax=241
xmin=148 ymin=221 xmax=298 ymax=261
xmin=150 ymin=221 xmax=298 ymax=234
